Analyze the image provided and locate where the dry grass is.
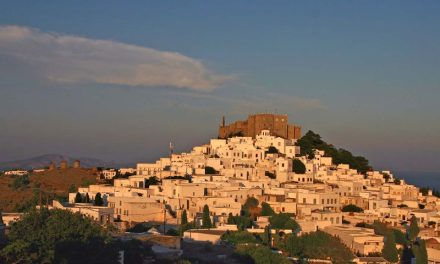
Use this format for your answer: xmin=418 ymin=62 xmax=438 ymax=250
xmin=0 ymin=168 xmax=97 ymax=212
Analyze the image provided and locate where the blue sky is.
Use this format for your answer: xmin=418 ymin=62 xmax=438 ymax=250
xmin=0 ymin=1 xmax=439 ymax=172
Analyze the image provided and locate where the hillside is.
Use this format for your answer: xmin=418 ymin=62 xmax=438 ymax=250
xmin=0 ymin=168 xmax=97 ymax=212
xmin=296 ymin=130 xmax=372 ymax=174
xmin=0 ymin=154 xmax=117 ymax=171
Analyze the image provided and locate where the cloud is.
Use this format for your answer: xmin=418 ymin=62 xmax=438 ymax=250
xmin=0 ymin=25 xmax=231 ymax=91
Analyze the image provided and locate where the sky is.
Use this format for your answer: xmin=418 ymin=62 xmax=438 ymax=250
xmin=0 ymin=1 xmax=439 ymax=172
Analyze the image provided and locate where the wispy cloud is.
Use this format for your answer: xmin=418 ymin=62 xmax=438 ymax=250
xmin=0 ymin=25 xmax=232 ymax=91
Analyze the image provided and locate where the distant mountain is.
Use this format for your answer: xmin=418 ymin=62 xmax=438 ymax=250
xmin=0 ymin=154 xmax=118 ymax=170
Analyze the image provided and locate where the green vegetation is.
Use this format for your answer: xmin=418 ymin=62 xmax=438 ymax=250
xmin=341 ymin=204 xmax=364 ymax=213
xmin=146 ymin=176 xmax=160 ymax=187
xmin=74 ymin=192 xmax=82 ymax=203
xmin=409 ymin=216 xmax=420 ymax=241
xmin=265 ymin=171 xmax=276 ymax=179
xmin=68 ymin=183 xmax=77 ymax=193
xmin=227 ymin=213 xmax=253 ymax=230
xmin=241 ymin=197 xmax=261 ymax=220
xmin=413 ymin=239 xmax=428 ymax=264
xmin=420 ymin=187 xmax=440 ymax=198
xmin=292 ymin=159 xmax=306 ymax=174
xmin=261 ymin=202 xmax=275 ymax=216
xmin=0 ymin=208 xmax=118 ymax=263
xmin=126 ymin=222 xmax=151 ymax=233
xmin=369 ymin=219 xmax=428 ymax=262
xmin=94 ymin=192 xmax=103 ymax=206
xmin=179 ymin=222 xmax=196 ymax=235
xmin=266 ymin=146 xmax=279 ymax=154
xmin=181 ymin=209 xmax=188 ymax=225
xmin=202 ymin=204 xmax=212 ymax=228
xmin=284 ymin=231 xmax=354 ymax=263
xmin=382 ymin=230 xmax=399 ymax=262
xmin=80 ymin=178 xmax=95 ymax=187
xmin=233 ymin=244 xmax=290 ymax=264
xmin=166 ymin=228 xmax=179 ymax=236
xmin=297 ymin=130 xmax=371 ymax=174
xmin=85 ymin=193 xmax=90 ymax=203
xmin=393 ymin=229 xmax=407 ymax=245
xmin=10 ymin=175 xmax=30 ymax=190
xmin=222 ymin=230 xmax=259 ymax=245
xmin=269 ymin=213 xmax=299 ymax=232
xmin=163 ymin=175 xmax=192 ymax=182
xmin=244 ymin=197 xmax=259 ymax=208
xmin=205 ymin=166 xmax=218 ymax=174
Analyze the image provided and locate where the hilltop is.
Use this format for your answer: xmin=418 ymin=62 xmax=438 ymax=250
xmin=0 ymin=168 xmax=97 ymax=212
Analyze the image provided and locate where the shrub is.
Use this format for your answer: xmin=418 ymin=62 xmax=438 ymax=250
xmin=341 ymin=204 xmax=364 ymax=213
xmin=261 ymin=202 xmax=275 ymax=216
xmin=205 ymin=166 xmax=218 ymax=174
xmin=292 ymin=159 xmax=306 ymax=174
xmin=10 ymin=175 xmax=30 ymax=190
xmin=266 ymin=146 xmax=279 ymax=154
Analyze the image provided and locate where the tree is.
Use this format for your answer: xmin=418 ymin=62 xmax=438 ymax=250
xmin=382 ymin=230 xmax=399 ymax=262
xmin=94 ymin=193 xmax=103 ymax=206
xmin=68 ymin=184 xmax=77 ymax=193
xmin=74 ymin=192 xmax=83 ymax=203
xmin=266 ymin=146 xmax=279 ymax=154
xmin=221 ymin=231 xmax=258 ymax=245
xmin=146 ymin=176 xmax=159 ymax=187
xmin=85 ymin=193 xmax=90 ymax=203
xmin=261 ymin=202 xmax=275 ymax=216
xmin=408 ymin=216 xmax=420 ymax=242
xmin=244 ymin=197 xmax=259 ymax=209
xmin=262 ymin=226 xmax=271 ymax=246
xmin=413 ymin=239 xmax=428 ymax=264
xmin=0 ymin=208 xmax=118 ymax=263
xmin=265 ymin=171 xmax=276 ymax=179
xmin=202 ymin=205 xmax=212 ymax=228
xmin=269 ymin=213 xmax=300 ymax=232
xmin=181 ymin=210 xmax=188 ymax=225
xmin=284 ymin=231 xmax=354 ymax=263
xmin=10 ymin=175 xmax=30 ymax=190
xmin=228 ymin=215 xmax=252 ymax=231
xmin=341 ymin=204 xmax=364 ymax=213
xmin=292 ymin=159 xmax=306 ymax=174
xmin=296 ymin=130 xmax=371 ymax=174
xmin=233 ymin=244 xmax=290 ymax=264
xmin=205 ymin=166 xmax=218 ymax=174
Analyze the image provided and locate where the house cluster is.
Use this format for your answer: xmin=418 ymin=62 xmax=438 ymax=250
xmin=58 ymin=129 xmax=440 ymax=262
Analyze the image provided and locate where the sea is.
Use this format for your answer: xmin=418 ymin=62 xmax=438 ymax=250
xmin=394 ymin=171 xmax=440 ymax=191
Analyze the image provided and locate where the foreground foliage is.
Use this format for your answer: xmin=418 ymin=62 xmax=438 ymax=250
xmin=233 ymin=244 xmax=290 ymax=264
xmin=1 ymin=208 xmax=119 ymax=263
xmin=284 ymin=231 xmax=354 ymax=263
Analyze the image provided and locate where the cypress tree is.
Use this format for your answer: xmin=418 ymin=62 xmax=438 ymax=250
xmin=408 ymin=216 xmax=420 ymax=241
xmin=181 ymin=210 xmax=188 ymax=225
xmin=94 ymin=193 xmax=103 ymax=206
xmin=263 ymin=226 xmax=271 ymax=246
xmin=261 ymin=202 xmax=275 ymax=216
xmin=74 ymin=192 xmax=82 ymax=203
xmin=413 ymin=239 xmax=428 ymax=264
xmin=85 ymin=193 xmax=90 ymax=203
xmin=382 ymin=230 xmax=399 ymax=262
xmin=202 ymin=205 xmax=212 ymax=228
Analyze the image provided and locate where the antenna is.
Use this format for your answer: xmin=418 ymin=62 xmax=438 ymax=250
xmin=169 ymin=141 xmax=173 ymax=177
